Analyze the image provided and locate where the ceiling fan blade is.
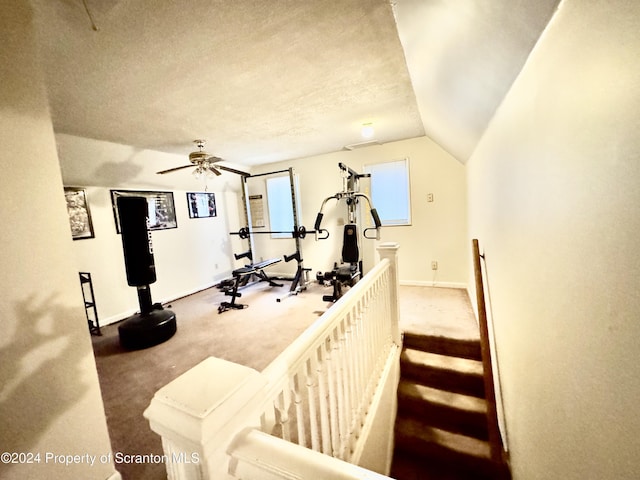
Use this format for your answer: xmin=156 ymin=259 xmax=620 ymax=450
xmin=217 ymin=165 xmax=251 ymax=176
xmin=208 ymin=166 xmax=223 ymax=176
xmin=156 ymin=164 xmax=194 ymax=174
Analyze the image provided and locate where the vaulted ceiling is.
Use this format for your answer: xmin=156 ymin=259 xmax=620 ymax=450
xmin=32 ymin=0 xmax=560 ymax=169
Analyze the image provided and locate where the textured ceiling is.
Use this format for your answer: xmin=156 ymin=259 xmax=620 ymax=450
xmin=33 ymin=0 xmax=423 ymax=167
xmin=32 ymin=0 xmax=559 ymax=170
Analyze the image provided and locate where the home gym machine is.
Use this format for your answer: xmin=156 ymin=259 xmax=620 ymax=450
xmin=220 ymin=167 xmax=315 ymax=312
xmin=314 ymin=162 xmax=382 ymax=302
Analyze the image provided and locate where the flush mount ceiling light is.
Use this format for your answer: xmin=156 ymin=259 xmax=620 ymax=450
xmin=343 ymin=122 xmax=380 ymax=150
xmin=361 ymin=122 xmax=375 ymax=139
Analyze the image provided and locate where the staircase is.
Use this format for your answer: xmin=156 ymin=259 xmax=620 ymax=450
xmin=390 ymin=332 xmax=510 ymax=480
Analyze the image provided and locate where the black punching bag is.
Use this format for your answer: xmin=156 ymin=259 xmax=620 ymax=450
xmin=117 ymin=196 xmax=156 ymax=286
xmin=116 ymin=195 xmax=176 ymax=350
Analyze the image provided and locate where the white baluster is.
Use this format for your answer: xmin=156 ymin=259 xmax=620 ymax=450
xmin=325 ymin=335 xmax=340 ymax=458
xmin=363 ymin=298 xmax=373 ymax=401
xmin=373 ymin=279 xmax=385 ymax=368
xmin=334 ymin=323 xmax=349 ymax=459
xmin=292 ymin=371 xmax=307 ymax=447
xmin=344 ymin=311 xmax=358 ymax=455
xmin=354 ymin=300 xmax=366 ymax=437
xmin=305 ymin=356 xmax=321 ymax=451
xmin=316 ymin=343 xmax=331 ymax=455
xmin=274 ymin=386 xmax=292 ymax=442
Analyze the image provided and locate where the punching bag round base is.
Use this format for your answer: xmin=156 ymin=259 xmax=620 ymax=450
xmin=118 ymin=309 xmax=177 ymax=350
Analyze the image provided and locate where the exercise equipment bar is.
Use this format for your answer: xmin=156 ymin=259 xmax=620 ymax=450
xmin=230 ymin=225 xmax=328 ymax=240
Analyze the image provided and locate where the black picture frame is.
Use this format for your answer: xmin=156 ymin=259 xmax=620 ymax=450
xmin=110 ymin=190 xmax=177 ymax=233
xmin=65 ymin=187 xmax=95 ymax=240
xmin=187 ymin=192 xmax=217 ymax=218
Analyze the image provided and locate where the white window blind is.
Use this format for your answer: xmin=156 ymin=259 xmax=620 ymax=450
xmin=365 ymin=159 xmax=411 ymax=226
xmin=266 ymin=175 xmax=299 ymax=238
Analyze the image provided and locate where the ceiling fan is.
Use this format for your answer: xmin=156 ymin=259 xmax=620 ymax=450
xmin=156 ymin=140 xmax=249 ymax=177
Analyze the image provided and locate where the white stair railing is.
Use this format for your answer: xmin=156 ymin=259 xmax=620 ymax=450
xmin=144 ymin=243 xmax=401 ymax=480
xmin=228 ymin=429 xmax=392 ymax=480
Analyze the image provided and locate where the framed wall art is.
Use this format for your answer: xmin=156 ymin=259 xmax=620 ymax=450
xmin=64 ymin=187 xmax=95 ymax=240
xmin=187 ymin=192 xmax=216 ymax=218
xmin=110 ymin=190 xmax=177 ymax=233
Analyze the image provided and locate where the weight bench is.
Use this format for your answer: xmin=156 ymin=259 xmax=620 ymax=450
xmin=218 ymin=257 xmax=283 ymax=313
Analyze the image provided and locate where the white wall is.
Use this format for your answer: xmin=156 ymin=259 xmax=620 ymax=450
xmin=57 ymin=134 xmax=245 ymax=325
xmin=71 ymin=186 xmax=241 ymax=324
xmin=252 ymin=136 xmax=468 ymax=286
xmin=0 ymin=3 xmax=117 ymax=479
xmin=466 ymin=0 xmax=640 ymax=478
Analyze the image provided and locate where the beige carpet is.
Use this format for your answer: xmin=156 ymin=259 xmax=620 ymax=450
xmin=91 ymin=280 xmax=478 ymax=480
xmin=399 ymin=285 xmax=479 ymax=340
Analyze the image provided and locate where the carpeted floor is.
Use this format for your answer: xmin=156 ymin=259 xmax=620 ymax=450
xmin=398 ymin=285 xmax=479 ymax=340
xmin=91 ymin=280 xmax=478 ymax=480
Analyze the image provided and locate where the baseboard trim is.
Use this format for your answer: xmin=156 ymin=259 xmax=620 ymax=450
xmin=159 ymin=281 xmax=221 ymax=306
xmin=100 ymin=280 xmax=223 ymax=327
xmin=400 ymin=280 xmax=468 ymax=289
xmin=101 ymin=308 xmax=138 ymax=327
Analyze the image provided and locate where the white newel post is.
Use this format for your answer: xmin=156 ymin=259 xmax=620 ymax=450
xmin=376 ymin=242 xmax=401 ymax=346
xmin=143 ymin=357 xmax=267 ymax=480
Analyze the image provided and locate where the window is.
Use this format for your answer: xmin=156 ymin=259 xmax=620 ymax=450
xmin=266 ymin=174 xmax=300 ymax=238
xmin=365 ymin=159 xmax=411 ymax=226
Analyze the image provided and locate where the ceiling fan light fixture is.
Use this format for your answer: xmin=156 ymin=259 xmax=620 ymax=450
xmin=193 ymin=165 xmax=205 ymax=179
xmin=158 ymin=139 xmax=246 ymax=177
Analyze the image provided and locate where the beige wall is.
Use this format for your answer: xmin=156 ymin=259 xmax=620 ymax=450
xmin=0 ymin=4 xmax=117 ymax=479
xmin=466 ymin=0 xmax=640 ymax=478
xmin=252 ymin=136 xmax=469 ymax=287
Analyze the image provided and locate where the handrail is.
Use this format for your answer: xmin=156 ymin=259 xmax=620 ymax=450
xmin=144 ymin=242 xmax=401 ymax=480
xmin=228 ymin=428 xmax=391 ymax=480
xmin=472 ymin=239 xmax=505 ymax=462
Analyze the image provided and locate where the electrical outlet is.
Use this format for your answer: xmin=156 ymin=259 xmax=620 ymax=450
xmin=427 ymin=193 xmax=434 ymax=202
xmin=431 ymin=261 xmax=438 ymax=270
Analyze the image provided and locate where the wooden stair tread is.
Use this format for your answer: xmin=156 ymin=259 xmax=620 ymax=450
xmin=391 ymin=451 xmax=475 ymax=480
xmin=403 ymin=332 xmax=482 ymax=360
xmin=396 ymin=416 xmax=491 ymax=460
xmin=398 ymin=380 xmax=487 ymax=414
xmin=402 ymin=348 xmax=484 ymax=376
